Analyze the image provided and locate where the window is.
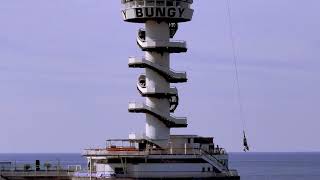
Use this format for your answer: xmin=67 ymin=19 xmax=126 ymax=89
xmin=208 ymin=167 xmax=211 ymax=172
xmin=115 ymin=167 xmax=124 ymax=174
xmin=156 ymin=0 xmax=165 ymax=6
xmin=137 ymin=0 xmax=144 ymax=6
xmin=146 ymin=0 xmax=155 ymax=6
xmin=166 ymin=0 xmax=174 ymax=6
xmin=176 ymin=0 xmax=181 ymax=7
xmin=202 ymin=167 xmax=205 ymax=172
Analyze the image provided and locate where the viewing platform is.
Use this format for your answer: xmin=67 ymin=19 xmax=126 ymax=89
xmin=83 ymin=137 xmax=228 ymax=157
xmin=121 ymin=0 xmax=194 ymax=23
xmin=137 ymin=36 xmax=187 ymax=53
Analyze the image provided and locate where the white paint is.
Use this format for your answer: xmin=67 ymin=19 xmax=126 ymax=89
xmin=122 ymin=7 xmax=194 ymax=22
xmin=144 ymin=21 xmax=171 ymax=148
xmin=96 ymin=162 xmax=216 ymax=178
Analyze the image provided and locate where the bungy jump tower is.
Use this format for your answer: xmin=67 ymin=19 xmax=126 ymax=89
xmin=82 ymin=0 xmax=240 ymax=179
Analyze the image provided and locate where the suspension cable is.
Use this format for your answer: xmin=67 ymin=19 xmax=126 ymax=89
xmin=225 ymin=0 xmax=250 ymax=151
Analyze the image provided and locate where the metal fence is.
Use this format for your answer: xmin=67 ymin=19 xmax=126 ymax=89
xmin=0 ymin=161 xmax=82 ymax=173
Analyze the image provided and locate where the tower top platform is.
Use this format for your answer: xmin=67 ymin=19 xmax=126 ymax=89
xmin=121 ymin=0 xmax=194 ymax=23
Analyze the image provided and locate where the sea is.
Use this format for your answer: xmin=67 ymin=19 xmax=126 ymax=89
xmin=1 ymin=152 xmax=320 ymax=180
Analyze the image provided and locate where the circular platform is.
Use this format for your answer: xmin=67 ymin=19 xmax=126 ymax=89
xmin=122 ymin=0 xmax=194 ymax=23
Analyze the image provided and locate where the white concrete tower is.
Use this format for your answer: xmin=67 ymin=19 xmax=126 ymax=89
xmin=123 ymin=0 xmax=194 ymax=148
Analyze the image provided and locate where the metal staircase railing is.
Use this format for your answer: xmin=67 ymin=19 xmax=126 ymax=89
xmin=200 ymin=149 xmax=227 ymax=173
xmin=129 ymin=57 xmax=187 ymax=83
xmin=128 ymin=102 xmax=187 ymax=128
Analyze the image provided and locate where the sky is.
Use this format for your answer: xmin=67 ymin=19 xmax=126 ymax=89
xmin=0 ymin=0 xmax=319 ymax=153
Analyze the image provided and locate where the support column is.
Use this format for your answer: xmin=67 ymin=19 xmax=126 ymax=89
xmin=145 ymin=21 xmax=171 ymax=148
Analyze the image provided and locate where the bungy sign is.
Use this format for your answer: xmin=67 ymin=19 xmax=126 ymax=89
xmin=123 ymin=7 xmax=186 ymax=19
xmin=136 ymin=7 xmax=185 ymax=18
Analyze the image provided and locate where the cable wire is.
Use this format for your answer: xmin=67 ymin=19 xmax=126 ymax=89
xmin=225 ymin=0 xmax=249 ymax=151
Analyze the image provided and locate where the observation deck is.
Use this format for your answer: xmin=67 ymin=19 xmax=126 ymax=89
xmin=121 ymin=0 xmax=194 ymax=23
xmin=83 ymin=136 xmax=230 ymax=173
xmin=137 ymin=34 xmax=187 ymax=53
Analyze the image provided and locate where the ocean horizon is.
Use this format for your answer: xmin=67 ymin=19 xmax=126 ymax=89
xmin=1 ymin=152 xmax=320 ymax=180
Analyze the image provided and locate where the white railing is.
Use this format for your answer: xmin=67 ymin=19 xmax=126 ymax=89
xmin=74 ymin=170 xmax=237 ymax=178
xmin=83 ymin=149 xmax=148 ymax=156
xmin=0 ymin=171 xmax=74 ymax=176
xmin=129 ymin=57 xmax=187 ymax=75
xmin=83 ymin=147 xmax=227 ymax=158
xmin=0 ymin=162 xmax=82 ymax=173
xmin=137 ymin=37 xmax=187 ymax=49
xmin=128 ymin=102 xmax=144 ymax=109
xmin=136 ymin=81 xmax=178 ymax=95
xmin=83 ymin=147 xmax=201 ymax=157
xmin=200 ymin=150 xmax=227 ymax=172
xmin=128 ymin=102 xmax=187 ymax=123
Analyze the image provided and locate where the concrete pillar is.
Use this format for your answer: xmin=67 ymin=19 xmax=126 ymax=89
xmin=145 ymin=21 xmax=171 ymax=148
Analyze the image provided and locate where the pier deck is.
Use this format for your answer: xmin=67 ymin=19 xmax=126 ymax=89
xmin=0 ymin=171 xmax=73 ymax=180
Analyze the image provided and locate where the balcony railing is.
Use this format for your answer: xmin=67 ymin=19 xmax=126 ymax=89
xmin=74 ymin=170 xmax=238 ymax=179
xmin=129 ymin=57 xmax=187 ymax=76
xmin=128 ymin=102 xmax=187 ymax=125
xmin=137 ymin=38 xmax=187 ymax=48
xmin=122 ymin=0 xmax=192 ymax=9
xmin=83 ymin=147 xmax=227 ymax=157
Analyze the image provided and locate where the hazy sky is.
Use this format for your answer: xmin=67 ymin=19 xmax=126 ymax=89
xmin=0 ymin=0 xmax=319 ymax=153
